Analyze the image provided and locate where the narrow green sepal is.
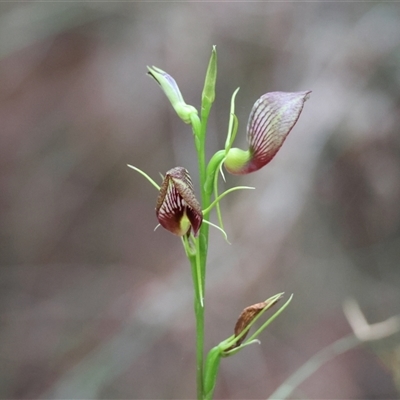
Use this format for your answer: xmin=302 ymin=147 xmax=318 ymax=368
xmin=202 ymin=219 xmax=230 ymax=243
xmin=225 ymin=87 xmax=240 ymax=152
xmin=127 ymin=164 xmax=160 ymax=190
xmin=202 ymin=185 xmax=255 ymax=215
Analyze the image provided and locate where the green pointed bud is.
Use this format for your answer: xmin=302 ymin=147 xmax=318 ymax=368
xmin=156 ymin=167 xmax=203 ymax=237
xmin=224 ymin=91 xmax=311 ymax=174
xmin=147 ymin=66 xmax=198 ymax=124
xmin=202 ymin=45 xmax=217 ymax=105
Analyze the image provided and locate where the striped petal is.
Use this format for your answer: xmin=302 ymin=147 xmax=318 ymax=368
xmin=156 ymin=167 xmax=202 ymax=236
xmin=246 ymin=91 xmax=311 ymax=173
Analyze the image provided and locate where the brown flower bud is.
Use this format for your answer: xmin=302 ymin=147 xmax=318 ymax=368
xmin=231 ymin=294 xmax=283 ymax=349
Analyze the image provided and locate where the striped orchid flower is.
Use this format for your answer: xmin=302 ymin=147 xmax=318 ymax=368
xmin=224 ymin=91 xmax=311 ymax=175
xmin=156 ymin=167 xmax=203 ymax=236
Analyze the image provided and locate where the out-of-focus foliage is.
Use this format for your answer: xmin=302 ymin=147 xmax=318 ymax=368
xmin=1 ymin=3 xmax=400 ymax=399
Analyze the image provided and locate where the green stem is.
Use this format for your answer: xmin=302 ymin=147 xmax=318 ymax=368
xmin=197 ymin=113 xmax=209 ymax=400
xmin=183 ymin=234 xmax=204 ymax=399
xmin=188 ymin=47 xmax=217 ymax=399
xmin=190 ymin=110 xmax=210 ymax=399
xmin=189 ymin=245 xmax=205 ymax=399
xmin=197 ymin=104 xmax=214 ymax=400
xmin=195 ymin=299 xmax=205 ymax=400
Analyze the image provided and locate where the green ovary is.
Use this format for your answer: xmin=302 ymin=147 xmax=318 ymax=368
xmin=224 ymin=148 xmax=250 ymax=175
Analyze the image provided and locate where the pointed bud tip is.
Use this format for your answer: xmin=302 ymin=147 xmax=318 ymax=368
xmin=146 ymin=66 xmax=160 ymax=82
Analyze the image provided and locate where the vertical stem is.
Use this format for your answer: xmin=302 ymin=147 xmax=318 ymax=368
xmin=189 ymin=46 xmax=217 ymax=399
xmin=195 ymin=236 xmax=205 ymax=399
xmin=192 ymin=105 xmax=212 ymax=399
xmin=190 ymin=111 xmax=209 ymax=400
xmin=195 ymin=307 xmax=205 ymax=400
xmin=187 ymin=246 xmax=204 ymax=400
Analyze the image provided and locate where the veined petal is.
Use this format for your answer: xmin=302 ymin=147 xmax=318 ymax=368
xmin=246 ymin=91 xmax=311 ymax=173
xmin=156 ymin=167 xmax=202 ymax=236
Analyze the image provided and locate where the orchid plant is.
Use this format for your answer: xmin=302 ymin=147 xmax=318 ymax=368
xmin=129 ymin=47 xmax=310 ymax=400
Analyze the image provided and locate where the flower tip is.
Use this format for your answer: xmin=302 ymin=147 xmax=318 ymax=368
xmin=297 ymin=90 xmax=312 ymax=104
xmin=146 ymin=65 xmax=157 ymax=78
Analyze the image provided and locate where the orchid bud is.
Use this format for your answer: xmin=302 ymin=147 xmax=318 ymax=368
xmin=224 ymin=91 xmax=311 ymax=175
xmin=147 ymin=66 xmax=198 ymax=124
xmin=228 ymin=294 xmax=283 ymax=351
xmin=156 ymin=167 xmax=203 ymax=236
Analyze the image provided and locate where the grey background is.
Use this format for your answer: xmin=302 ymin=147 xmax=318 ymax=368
xmin=1 ymin=2 xmax=400 ymax=399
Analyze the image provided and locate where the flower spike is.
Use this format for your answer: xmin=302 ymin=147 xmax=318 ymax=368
xmin=156 ymin=167 xmax=203 ymax=236
xmin=224 ymin=91 xmax=311 ymax=174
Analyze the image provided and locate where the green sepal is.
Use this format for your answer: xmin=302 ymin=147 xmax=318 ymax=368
xmin=225 ymin=87 xmax=240 ymax=152
xmin=127 ymin=164 xmax=160 ymax=190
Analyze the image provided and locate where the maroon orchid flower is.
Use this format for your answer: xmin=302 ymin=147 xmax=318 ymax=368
xmin=156 ymin=167 xmax=203 ymax=236
xmin=224 ymin=91 xmax=311 ymax=175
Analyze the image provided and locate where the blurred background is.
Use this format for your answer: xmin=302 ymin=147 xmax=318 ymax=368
xmin=1 ymin=2 xmax=400 ymax=399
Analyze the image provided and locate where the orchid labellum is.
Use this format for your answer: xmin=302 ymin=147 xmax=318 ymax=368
xmin=224 ymin=91 xmax=311 ymax=175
